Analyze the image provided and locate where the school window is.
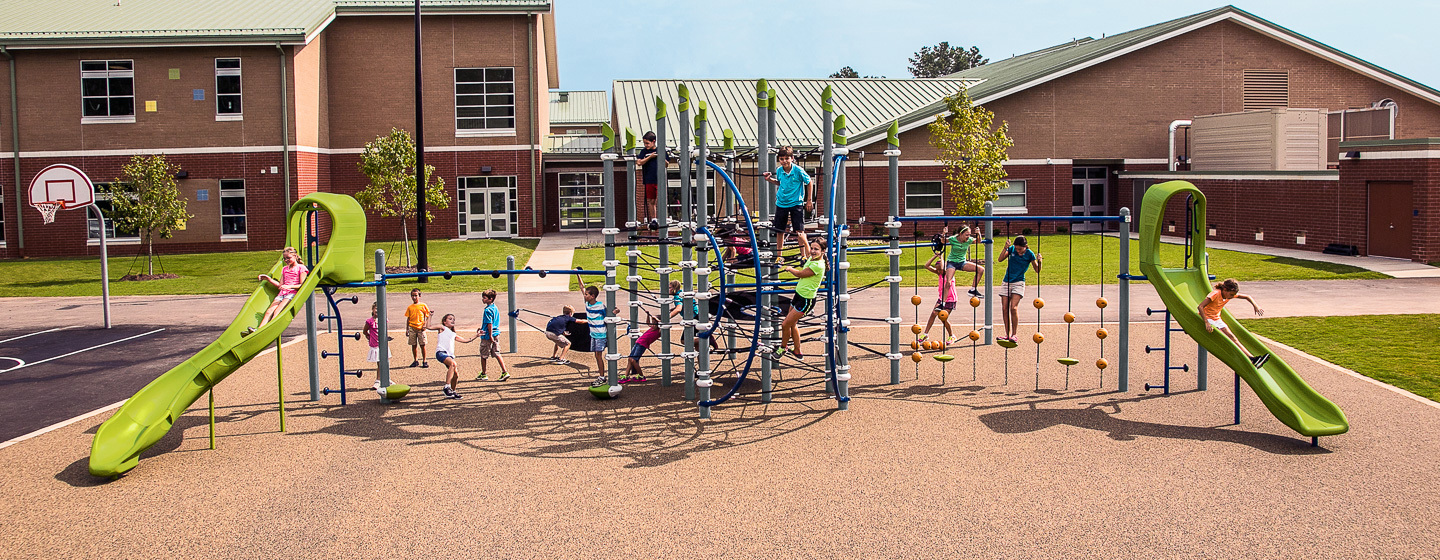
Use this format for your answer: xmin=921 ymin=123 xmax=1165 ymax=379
xmin=454 ymin=67 xmax=516 ymax=136
xmin=215 ymin=58 xmax=242 ymax=120
xmin=81 ymin=60 xmax=135 ymax=123
xmin=995 ymin=179 xmax=1027 ymax=213
xmin=88 ymin=184 xmax=140 ymax=242
xmin=904 ymin=181 xmax=944 ymax=215
xmin=220 ymin=179 xmax=247 ymax=238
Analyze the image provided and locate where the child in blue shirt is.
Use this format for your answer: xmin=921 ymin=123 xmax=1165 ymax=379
xmin=475 ymin=289 xmax=510 ymax=381
xmin=996 ymin=235 xmax=1042 ymax=343
xmin=762 ymin=145 xmax=813 ymax=262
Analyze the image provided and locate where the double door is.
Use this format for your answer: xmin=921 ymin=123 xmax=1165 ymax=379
xmin=459 ymin=176 xmax=514 ymax=238
xmin=1072 ymin=167 xmax=1109 ymax=232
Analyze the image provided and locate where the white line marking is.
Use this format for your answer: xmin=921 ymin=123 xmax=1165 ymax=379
xmin=0 ymin=401 xmax=124 ymax=450
xmin=0 ymin=326 xmax=76 ymax=346
xmin=0 ymin=333 xmax=313 ymax=452
xmin=0 ymin=329 xmax=166 ymax=373
xmin=0 ymin=357 xmax=24 ymax=370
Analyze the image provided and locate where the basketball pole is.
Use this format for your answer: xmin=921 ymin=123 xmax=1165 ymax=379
xmin=87 ymin=204 xmax=112 ymax=329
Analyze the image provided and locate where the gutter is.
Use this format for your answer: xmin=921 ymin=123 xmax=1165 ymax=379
xmin=528 ymin=14 xmax=537 ymax=232
xmin=2 ymin=46 xmax=20 ymax=251
xmin=1169 ymin=120 xmax=1191 ymax=171
xmin=277 ymin=43 xmax=291 ymax=216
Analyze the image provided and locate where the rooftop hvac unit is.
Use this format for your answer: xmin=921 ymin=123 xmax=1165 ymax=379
xmin=1190 ymin=108 xmax=1327 ymax=171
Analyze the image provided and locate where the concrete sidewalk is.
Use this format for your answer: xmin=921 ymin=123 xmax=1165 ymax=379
xmin=515 ymin=231 xmax=599 ymax=292
xmin=1149 ymin=234 xmax=1440 ymax=278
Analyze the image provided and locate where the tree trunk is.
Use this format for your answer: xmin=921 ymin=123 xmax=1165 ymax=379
xmin=146 ymin=232 xmax=154 ymax=276
xmin=401 ymin=217 xmax=412 ymax=267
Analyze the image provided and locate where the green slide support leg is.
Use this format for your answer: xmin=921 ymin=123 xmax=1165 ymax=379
xmin=89 ymin=193 xmax=368 ymax=478
xmin=1138 ymin=182 xmax=1348 ymax=438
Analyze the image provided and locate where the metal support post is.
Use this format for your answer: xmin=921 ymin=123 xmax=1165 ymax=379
xmin=695 ymin=101 xmax=712 ymax=413
xmin=885 ymin=121 xmax=901 ymax=385
xmin=655 ymin=99 xmax=672 ymax=387
xmin=1118 ymin=207 xmax=1131 ymax=392
xmin=984 ymin=202 xmax=995 ymax=345
xmin=602 ymin=124 xmax=620 ymax=388
xmin=376 ymin=250 xmax=391 ymax=389
xmin=679 ymin=85 xmax=696 ymax=400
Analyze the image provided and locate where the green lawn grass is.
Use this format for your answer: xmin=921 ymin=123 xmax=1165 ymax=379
xmin=0 ymin=238 xmax=537 ymax=297
xmin=573 ymin=234 xmax=1385 ymax=288
xmin=1247 ymin=314 xmax=1440 ymax=403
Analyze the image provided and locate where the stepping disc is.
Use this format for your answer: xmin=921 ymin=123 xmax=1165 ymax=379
xmin=1057 ymin=357 xmax=1080 ymax=366
xmin=997 ymin=339 xmax=1018 ymax=349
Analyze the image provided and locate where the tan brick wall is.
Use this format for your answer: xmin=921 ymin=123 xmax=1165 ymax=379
xmin=323 ymin=15 xmax=540 ymax=149
xmin=8 ymin=46 xmax=288 ymax=152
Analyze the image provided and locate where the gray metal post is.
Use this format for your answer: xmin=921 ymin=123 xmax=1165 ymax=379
xmin=821 ymin=92 xmax=834 ymax=395
xmin=306 ymin=286 xmax=319 ymax=401
xmin=87 ymin=206 xmax=112 ymax=329
xmin=601 ymin=123 xmax=620 ymax=388
xmin=724 ymin=132 xmax=737 ymax=350
xmin=625 ymin=129 xmax=640 ymax=335
xmin=1119 ymin=206 xmax=1131 ymax=392
xmin=885 ymin=122 xmax=901 ymax=384
xmin=679 ymin=85 xmax=696 ymax=400
xmin=656 ymin=99 xmax=672 ymax=386
xmin=506 ymin=255 xmax=517 ymax=354
xmin=756 ymin=81 xmax=773 ymax=402
xmin=984 ymin=201 xmax=995 ymax=345
xmin=376 ymin=249 xmax=391 ymax=388
xmin=1198 ymin=347 xmax=1208 ymax=391
xmin=695 ymin=101 xmax=712 ymax=415
xmin=821 ymin=86 xmax=834 ymax=219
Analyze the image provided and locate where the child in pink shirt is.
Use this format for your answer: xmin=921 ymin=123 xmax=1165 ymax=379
xmin=622 ymin=315 xmax=661 ymax=383
xmin=246 ymin=246 xmax=309 ymax=336
xmin=919 ymin=251 xmax=960 ymax=346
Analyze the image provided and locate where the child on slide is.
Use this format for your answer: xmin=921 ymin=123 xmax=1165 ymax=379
xmin=1199 ymin=278 xmax=1270 ymax=367
xmin=245 ymin=246 xmax=308 ymax=336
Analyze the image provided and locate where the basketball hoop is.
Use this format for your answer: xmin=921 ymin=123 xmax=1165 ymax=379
xmin=34 ymin=202 xmax=63 ymax=225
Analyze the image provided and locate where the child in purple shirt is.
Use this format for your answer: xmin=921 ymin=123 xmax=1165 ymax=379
xmin=623 ymin=315 xmax=661 ymax=383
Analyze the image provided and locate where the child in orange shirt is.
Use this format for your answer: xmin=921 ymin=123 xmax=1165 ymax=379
xmin=404 ymin=288 xmax=433 ymax=368
xmin=1199 ymin=278 xmax=1269 ymax=367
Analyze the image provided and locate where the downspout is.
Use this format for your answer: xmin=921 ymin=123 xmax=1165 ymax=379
xmin=277 ymin=43 xmax=291 ymax=215
xmin=1168 ymin=119 xmax=1191 ymax=171
xmin=528 ymin=15 xmax=538 ymax=233
xmin=3 ymin=46 xmax=23 ymax=250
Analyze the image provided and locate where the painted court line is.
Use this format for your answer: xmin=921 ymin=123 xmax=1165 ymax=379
xmin=0 ymin=334 xmax=312 ymax=452
xmin=0 ymin=329 xmax=166 ymax=374
xmin=0 ymin=326 xmax=76 ymax=346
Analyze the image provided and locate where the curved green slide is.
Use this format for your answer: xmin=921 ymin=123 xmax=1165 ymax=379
xmin=1139 ymin=181 xmax=1348 ymax=438
xmin=89 ymin=193 xmax=368 ymax=477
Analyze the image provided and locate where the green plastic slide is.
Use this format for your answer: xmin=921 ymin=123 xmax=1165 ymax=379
xmin=1138 ymin=181 xmax=1347 ymax=438
xmin=89 ymin=193 xmax=368 ymax=477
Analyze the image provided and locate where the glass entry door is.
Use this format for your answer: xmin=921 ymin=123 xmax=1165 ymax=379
xmin=458 ymin=176 xmax=515 ymax=238
xmin=558 ymin=172 xmax=603 ymax=230
xmin=1071 ymin=167 xmax=1108 ymax=232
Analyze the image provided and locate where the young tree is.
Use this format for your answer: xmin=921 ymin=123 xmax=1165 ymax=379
xmin=355 ymin=128 xmax=450 ymax=267
xmin=928 ymin=88 xmax=1014 ymax=216
xmin=908 ymin=42 xmax=988 ymax=78
xmin=104 ymin=154 xmax=193 ymax=276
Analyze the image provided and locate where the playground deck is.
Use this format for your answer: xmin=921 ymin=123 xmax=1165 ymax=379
xmin=2 ymin=323 xmax=1437 ymax=558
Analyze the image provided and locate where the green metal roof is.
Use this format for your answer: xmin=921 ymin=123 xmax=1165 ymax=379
xmin=849 ymin=5 xmax=1440 ymax=146
xmin=549 ymin=90 xmax=608 ymax=124
xmin=613 ymin=78 xmax=976 ymax=150
xmin=0 ymin=0 xmax=549 ymax=46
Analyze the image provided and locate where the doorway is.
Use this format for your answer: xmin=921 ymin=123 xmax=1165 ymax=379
xmin=458 ymin=176 xmax=515 ymax=238
xmin=1071 ymin=166 xmax=1108 ymax=232
xmin=1367 ymin=181 xmax=1412 ymax=259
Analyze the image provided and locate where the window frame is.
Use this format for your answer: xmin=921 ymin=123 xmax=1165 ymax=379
xmin=219 ymin=179 xmax=247 ymax=240
xmin=215 ymin=58 xmax=243 ymax=121
xmin=903 ymin=180 xmax=944 ymax=216
xmin=87 ymin=185 xmax=141 ymax=244
xmin=453 ymin=67 xmax=517 ymax=137
xmin=81 ymin=59 xmax=136 ymax=124
xmin=993 ymin=179 xmax=1027 ymax=215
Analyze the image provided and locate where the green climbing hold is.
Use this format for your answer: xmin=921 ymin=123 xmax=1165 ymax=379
xmin=1057 ymin=357 xmax=1081 ymax=366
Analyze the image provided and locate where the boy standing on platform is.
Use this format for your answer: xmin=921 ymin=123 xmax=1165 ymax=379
xmin=762 ymin=145 xmax=813 ymax=261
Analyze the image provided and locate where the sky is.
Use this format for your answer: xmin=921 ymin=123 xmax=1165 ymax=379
xmin=553 ymin=0 xmax=1439 ymax=93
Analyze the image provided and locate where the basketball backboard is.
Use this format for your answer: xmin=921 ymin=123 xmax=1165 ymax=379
xmin=28 ymin=164 xmax=96 ymax=210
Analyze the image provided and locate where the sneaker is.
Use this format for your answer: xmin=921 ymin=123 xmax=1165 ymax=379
xmin=772 ymin=347 xmax=787 ymax=358
xmin=449 ymin=390 xmax=464 ymax=400
xmin=916 ymin=333 xmax=929 ymax=342
xmin=421 ymin=362 xmax=430 ymax=368
xmin=409 ymin=361 xmax=420 ymax=368
xmin=632 ymin=375 xmax=647 ymax=383
xmin=968 ymin=288 xmax=983 ymax=297
xmin=946 ymin=335 xmax=961 ymax=345
xmin=794 ymin=351 xmax=804 ymax=359
xmin=442 ymin=385 xmax=455 ymax=397
xmin=1251 ymin=354 xmax=1271 ymax=368
xmin=556 ymin=359 xmax=570 ymax=366
xmin=499 ymin=372 xmax=510 ymax=382
xmin=241 ymin=327 xmax=256 ymax=337
xmin=476 ymin=373 xmax=490 ymax=381
xmin=590 ymin=375 xmax=609 ymax=387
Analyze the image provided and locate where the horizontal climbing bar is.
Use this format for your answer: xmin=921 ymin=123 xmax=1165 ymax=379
xmin=894 ymin=215 xmax=1126 ymax=223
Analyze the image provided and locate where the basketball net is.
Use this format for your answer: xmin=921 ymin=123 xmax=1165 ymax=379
xmin=34 ymin=202 xmax=62 ymax=224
